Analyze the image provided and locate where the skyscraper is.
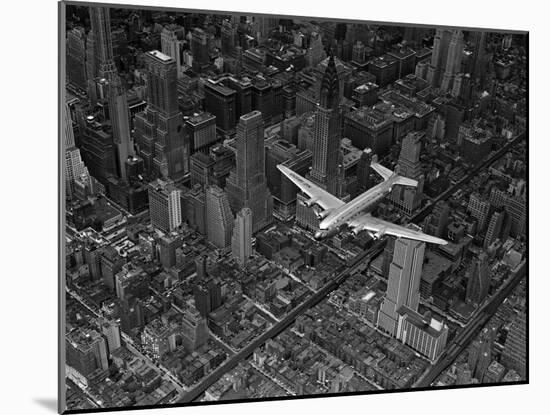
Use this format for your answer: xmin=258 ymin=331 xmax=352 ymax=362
xmin=484 ymin=209 xmax=506 ymax=249
xmin=161 ymin=26 xmax=182 ymax=78
xmin=226 ymin=111 xmax=273 ymax=233
xmin=465 ymin=253 xmax=491 ymax=305
xmin=147 ymin=179 xmax=182 ymax=233
xmin=232 ymin=207 xmax=253 ymax=267
xmin=67 ymin=27 xmax=88 ymax=91
xmin=64 ymin=105 xmax=90 ymax=200
xmin=468 ymin=193 xmax=491 ymax=231
xmin=309 ymin=53 xmax=342 ymax=195
xmin=390 ymin=131 xmax=425 ymax=215
xmin=426 ymin=29 xmax=452 ymax=88
xmin=135 ymin=50 xmax=188 ymax=180
xmin=440 ymin=30 xmax=464 ymax=92
xmin=205 ymin=185 xmax=234 ymax=249
xmin=100 ymin=318 xmax=121 ymax=356
xmin=88 ymin=7 xmax=134 ymax=179
xmin=66 ymin=328 xmax=109 ymax=377
xmin=378 ymin=237 xmax=426 ymax=336
xmin=501 ymin=311 xmax=527 ymax=378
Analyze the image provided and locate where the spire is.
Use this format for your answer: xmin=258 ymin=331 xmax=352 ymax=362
xmin=319 ymin=52 xmax=340 ymax=109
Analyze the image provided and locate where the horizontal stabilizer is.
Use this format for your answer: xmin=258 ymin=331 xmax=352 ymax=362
xmin=371 ymin=162 xmax=394 ymax=181
xmin=394 ymin=176 xmax=418 ymax=188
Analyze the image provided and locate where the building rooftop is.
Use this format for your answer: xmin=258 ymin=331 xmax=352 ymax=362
xmin=148 ymin=49 xmax=173 ymax=62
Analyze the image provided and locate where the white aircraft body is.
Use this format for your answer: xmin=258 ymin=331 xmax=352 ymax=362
xmin=277 ymin=162 xmax=448 ymax=245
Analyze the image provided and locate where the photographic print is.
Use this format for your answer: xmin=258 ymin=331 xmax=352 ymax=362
xmin=60 ymin=1 xmax=528 ymax=413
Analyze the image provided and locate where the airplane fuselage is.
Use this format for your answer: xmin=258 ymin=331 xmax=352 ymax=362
xmin=318 ymin=175 xmax=399 ymax=232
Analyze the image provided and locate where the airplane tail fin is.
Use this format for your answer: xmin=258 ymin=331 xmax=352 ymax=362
xmin=394 ymin=176 xmax=418 ymax=188
xmin=371 ymin=162 xmax=418 ymax=187
xmin=371 ymin=162 xmax=394 ymax=181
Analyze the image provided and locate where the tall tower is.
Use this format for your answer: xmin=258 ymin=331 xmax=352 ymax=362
xmin=440 ymin=30 xmax=464 ymax=92
xmin=377 ymin=237 xmax=426 ymax=336
xmin=205 ymin=185 xmax=234 ymax=249
xmin=231 ymin=207 xmax=253 ymax=267
xmin=64 ymin=104 xmax=90 ymax=200
xmin=88 ymin=6 xmax=134 ymax=179
xmin=226 ymin=111 xmax=273 ymax=233
xmin=309 ymin=53 xmax=342 ymax=196
xmin=465 ymin=253 xmax=491 ymax=305
xmin=135 ymin=50 xmax=189 ymax=180
xmin=147 ymin=179 xmax=182 ymax=233
xmin=161 ymin=26 xmax=182 ymax=78
xmin=426 ymin=29 xmax=452 ymax=88
xmin=390 ymin=131 xmax=425 ymax=216
xmin=501 ymin=311 xmax=526 ymax=378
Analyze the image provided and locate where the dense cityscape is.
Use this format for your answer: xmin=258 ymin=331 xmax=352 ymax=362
xmin=62 ymin=3 xmax=527 ymax=412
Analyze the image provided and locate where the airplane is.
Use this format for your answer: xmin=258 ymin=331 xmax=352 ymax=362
xmin=277 ymin=162 xmax=448 ymax=245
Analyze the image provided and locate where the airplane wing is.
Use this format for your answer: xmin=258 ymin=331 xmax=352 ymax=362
xmin=348 ymin=213 xmax=448 ymax=245
xmin=277 ymin=164 xmax=344 ymax=211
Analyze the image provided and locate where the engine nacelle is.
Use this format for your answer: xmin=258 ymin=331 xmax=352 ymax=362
xmin=314 ymin=228 xmax=339 ymax=240
xmin=367 ymin=230 xmax=385 ymax=240
xmin=303 ymin=197 xmax=319 ymax=207
xmin=314 ymin=207 xmax=332 ymax=220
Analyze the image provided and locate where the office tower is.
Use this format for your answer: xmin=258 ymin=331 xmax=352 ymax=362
xmin=468 ymin=338 xmax=483 ymax=373
xmin=309 ymin=53 xmax=342 ymax=196
xmin=377 ymin=238 xmax=426 ymax=336
xmin=489 ymin=187 xmax=526 ymax=238
xmin=88 ymin=7 xmax=134 ymax=179
xmin=185 ymin=112 xmax=218 ymax=153
xmin=484 ymin=209 xmax=506 ymax=249
xmin=396 ymin=309 xmax=449 ymax=361
xmin=467 ymin=193 xmax=491 ymax=231
xmin=356 ymin=148 xmax=373 ymax=192
xmin=470 ymin=31 xmax=487 ymax=87
xmin=501 ymin=311 xmax=527 ymax=378
xmin=180 ymin=308 xmax=209 ymax=352
xmin=115 ymin=265 xmax=149 ymax=300
xmin=141 ymin=320 xmax=177 ymax=359
xmin=390 ymin=132 xmax=425 ymax=216
xmin=226 ymin=111 xmax=273 ymax=233
xmin=440 ymin=30 xmax=464 ymax=92
xmin=79 ymin=115 xmax=116 ymax=184
xmin=483 ymin=361 xmax=506 ymax=384
xmin=190 ymin=152 xmax=214 ymax=187
xmin=66 ymin=328 xmax=109 ymax=377
xmin=100 ymin=318 xmax=121 ymax=356
xmin=64 ymin=105 xmax=90 ymax=199
xmin=456 ymin=364 xmax=473 ymax=385
xmin=232 ymin=207 xmax=253 ymax=267
xmin=191 ymin=28 xmax=210 ymax=69
xmin=204 ymin=81 xmax=237 ymax=135
xmin=193 ymin=278 xmax=222 ymax=317
xmin=422 ymin=200 xmax=450 ymax=239
xmin=159 ymin=234 xmax=181 ymax=269
xmin=343 ymin=107 xmax=393 ymax=156
xmin=88 ymin=6 xmax=116 ymax=79
xmin=107 ymin=74 xmax=134 ymax=179
xmin=205 ymin=185 xmax=234 ymax=249
xmin=195 ymin=255 xmax=208 ymax=280
xmin=193 ymin=284 xmax=211 ymax=317
xmin=466 ymin=253 xmax=491 ymax=305
xmin=475 ymin=350 xmax=492 ymax=381
xmin=100 ymin=246 xmax=125 ymax=291
xmin=66 ymin=27 xmax=88 ymax=91
xmin=306 ymin=32 xmax=326 ymax=67
xmin=135 ymin=50 xmax=188 ymax=180
xmin=147 ymin=179 xmax=182 ymax=233
xmin=221 ymin=19 xmax=237 ymax=56
xmin=161 ymin=26 xmax=182 ymax=78
xmin=427 ymin=29 xmax=452 ymax=88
